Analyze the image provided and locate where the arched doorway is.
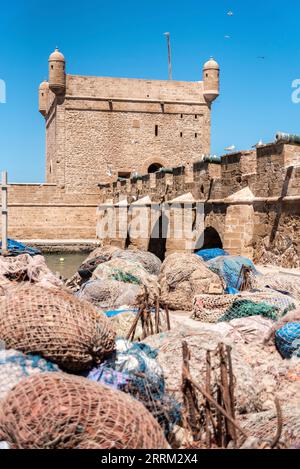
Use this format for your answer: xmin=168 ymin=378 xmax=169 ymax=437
xmin=148 ymin=163 xmax=163 ymax=174
xmin=148 ymin=212 xmax=168 ymax=260
xmin=194 ymin=226 xmax=223 ymax=251
xmin=202 ymin=227 xmax=223 ymax=249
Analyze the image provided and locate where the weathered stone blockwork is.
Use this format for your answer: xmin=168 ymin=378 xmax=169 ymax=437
xmin=98 ymin=142 xmax=300 ymax=266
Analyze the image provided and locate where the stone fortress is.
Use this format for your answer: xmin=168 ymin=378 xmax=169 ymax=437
xmin=1 ymin=48 xmax=300 ymax=266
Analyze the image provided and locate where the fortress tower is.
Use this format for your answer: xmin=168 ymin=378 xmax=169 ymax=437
xmin=39 ymin=48 xmax=220 ymax=193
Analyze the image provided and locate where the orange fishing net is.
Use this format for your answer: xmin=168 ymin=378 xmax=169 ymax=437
xmin=0 ymin=372 xmax=169 ymax=449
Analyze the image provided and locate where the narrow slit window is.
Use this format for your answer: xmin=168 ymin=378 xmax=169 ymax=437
xmin=180 ymin=132 xmax=183 ymax=138
xmin=195 ymin=114 xmax=198 ymax=119
xmin=155 ymin=125 xmax=158 ymax=136
xmin=195 ymin=133 xmax=198 ymax=138
xmin=180 ymin=114 xmax=183 ymax=118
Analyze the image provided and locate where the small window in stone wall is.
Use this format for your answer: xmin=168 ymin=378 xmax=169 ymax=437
xmin=180 ymin=132 xmax=183 ymax=137
xmin=155 ymin=125 xmax=158 ymax=136
xmin=195 ymin=133 xmax=198 ymax=138
xmin=195 ymin=115 xmax=198 ymax=119
xmin=132 ymin=120 xmax=140 ymax=128
xmin=180 ymin=114 xmax=183 ymax=118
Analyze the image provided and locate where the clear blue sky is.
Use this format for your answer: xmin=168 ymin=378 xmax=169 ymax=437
xmin=0 ymin=0 xmax=299 ymax=182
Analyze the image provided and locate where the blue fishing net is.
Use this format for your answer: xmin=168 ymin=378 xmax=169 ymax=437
xmin=195 ymin=248 xmax=229 ymax=262
xmin=207 ymin=255 xmax=258 ymax=290
xmin=275 ymin=322 xmax=300 ymax=359
xmin=0 ymin=352 xmax=59 ymax=375
xmin=81 ymin=339 xmax=181 ymax=434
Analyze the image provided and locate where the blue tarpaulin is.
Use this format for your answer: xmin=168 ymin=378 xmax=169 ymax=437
xmin=0 ymin=239 xmax=41 ymax=257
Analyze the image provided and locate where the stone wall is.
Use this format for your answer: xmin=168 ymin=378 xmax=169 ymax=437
xmin=97 ymin=142 xmax=300 ymax=266
xmin=0 ymin=184 xmax=99 ymax=241
xmin=44 ymin=74 xmax=211 ymax=192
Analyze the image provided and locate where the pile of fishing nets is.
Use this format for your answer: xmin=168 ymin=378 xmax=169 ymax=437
xmin=159 ymin=253 xmax=223 ymax=311
xmin=92 ymin=258 xmax=160 ymax=305
xmin=252 ymin=272 xmax=300 ymax=302
xmin=0 ymin=372 xmax=169 ymax=449
xmin=193 ymin=316 xmax=274 ymax=345
xmin=0 ymin=284 xmax=116 ymax=371
xmin=112 ymin=249 xmax=162 ymax=275
xmin=0 ymin=349 xmax=59 ymax=402
xmin=192 ymin=290 xmax=295 ymax=323
xmin=82 ymin=339 xmax=181 ymax=434
xmin=238 ymin=404 xmax=300 ymax=448
xmin=195 ymin=248 xmax=228 ymax=262
xmin=207 ymin=255 xmax=258 ymax=291
xmin=275 ymin=322 xmax=300 ymax=359
xmin=0 ymin=253 xmax=63 ymax=291
xmin=76 ymin=279 xmax=142 ymax=310
xmin=66 ymin=245 xmax=122 ymax=291
xmin=144 ymin=328 xmax=261 ymax=414
xmin=107 ymin=308 xmax=169 ymax=341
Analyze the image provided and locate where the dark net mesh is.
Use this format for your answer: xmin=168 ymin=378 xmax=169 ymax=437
xmin=0 ymin=372 xmax=169 ymax=449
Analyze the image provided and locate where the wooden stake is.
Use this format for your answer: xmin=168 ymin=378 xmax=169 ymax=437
xmin=1 ymin=171 xmax=8 ymax=255
xmin=182 ymin=341 xmax=200 ymax=440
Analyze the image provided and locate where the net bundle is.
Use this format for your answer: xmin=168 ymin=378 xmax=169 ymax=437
xmin=83 ymin=339 xmax=181 ymax=434
xmin=207 ymin=255 xmax=258 ymax=291
xmin=0 ymin=372 xmax=169 ymax=449
xmin=92 ymin=258 xmax=160 ymax=305
xmin=0 ymin=254 xmax=63 ymax=290
xmin=275 ymin=322 xmax=300 ymax=359
xmin=0 ymin=284 xmax=116 ymax=371
xmin=0 ymin=349 xmax=59 ymax=402
xmin=252 ymin=272 xmax=300 ymax=302
xmin=77 ymin=279 xmax=142 ymax=310
xmin=159 ymin=253 xmax=224 ymax=311
xmin=112 ymin=249 xmax=162 ymax=276
xmin=192 ymin=290 xmax=295 ymax=323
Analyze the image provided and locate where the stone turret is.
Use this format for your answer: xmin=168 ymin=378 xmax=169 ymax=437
xmin=203 ymin=57 xmax=220 ymax=103
xmin=38 ymin=80 xmax=49 ymax=116
xmin=48 ymin=48 xmax=66 ymax=95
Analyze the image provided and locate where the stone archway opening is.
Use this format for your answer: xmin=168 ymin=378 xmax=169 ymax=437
xmin=148 ymin=163 xmax=163 ymax=174
xmin=201 ymin=227 xmax=223 ymax=250
xmin=196 ymin=226 xmax=223 ymax=251
xmin=148 ymin=212 xmax=168 ymax=261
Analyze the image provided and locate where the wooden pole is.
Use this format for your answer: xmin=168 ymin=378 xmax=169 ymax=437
xmin=164 ymin=32 xmax=172 ymax=80
xmin=1 ymin=171 xmax=8 ymax=255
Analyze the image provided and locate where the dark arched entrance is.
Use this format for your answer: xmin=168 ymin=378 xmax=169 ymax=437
xmin=148 ymin=212 xmax=168 ymax=261
xmin=148 ymin=163 xmax=163 ymax=174
xmin=194 ymin=226 xmax=223 ymax=251
xmin=202 ymin=227 xmax=223 ymax=249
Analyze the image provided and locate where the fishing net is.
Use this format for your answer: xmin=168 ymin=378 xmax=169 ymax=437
xmin=275 ymin=322 xmax=300 ymax=359
xmin=93 ymin=258 xmax=160 ymax=305
xmin=112 ymin=249 xmax=162 ymax=276
xmin=65 ymin=246 xmax=122 ymax=291
xmin=109 ymin=308 xmax=170 ymax=341
xmin=195 ymin=248 xmax=229 ymax=262
xmin=82 ymin=339 xmax=181 ymax=434
xmin=192 ymin=291 xmax=295 ymax=323
xmin=76 ymin=279 xmax=143 ymax=310
xmin=252 ymin=272 xmax=300 ymax=302
xmin=159 ymin=253 xmax=223 ymax=311
xmin=0 ymin=284 xmax=116 ymax=371
xmin=0 ymin=254 xmax=63 ymax=290
xmin=207 ymin=255 xmax=258 ymax=290
xmin=0 ymin=349 xmax=60 ymax=402
xmin=238 ymin=405 xmax=300 ymax=448
xmin=144 ymin=328 xmax=261 ymax=414
xmin=198 ymin=316 xmax=274 ymax=345
xmin=0 ymin=372 xmax=169 ymax=449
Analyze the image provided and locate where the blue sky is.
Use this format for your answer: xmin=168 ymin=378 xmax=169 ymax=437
xmin=0 ymin=0 xmax=299 ymax=182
